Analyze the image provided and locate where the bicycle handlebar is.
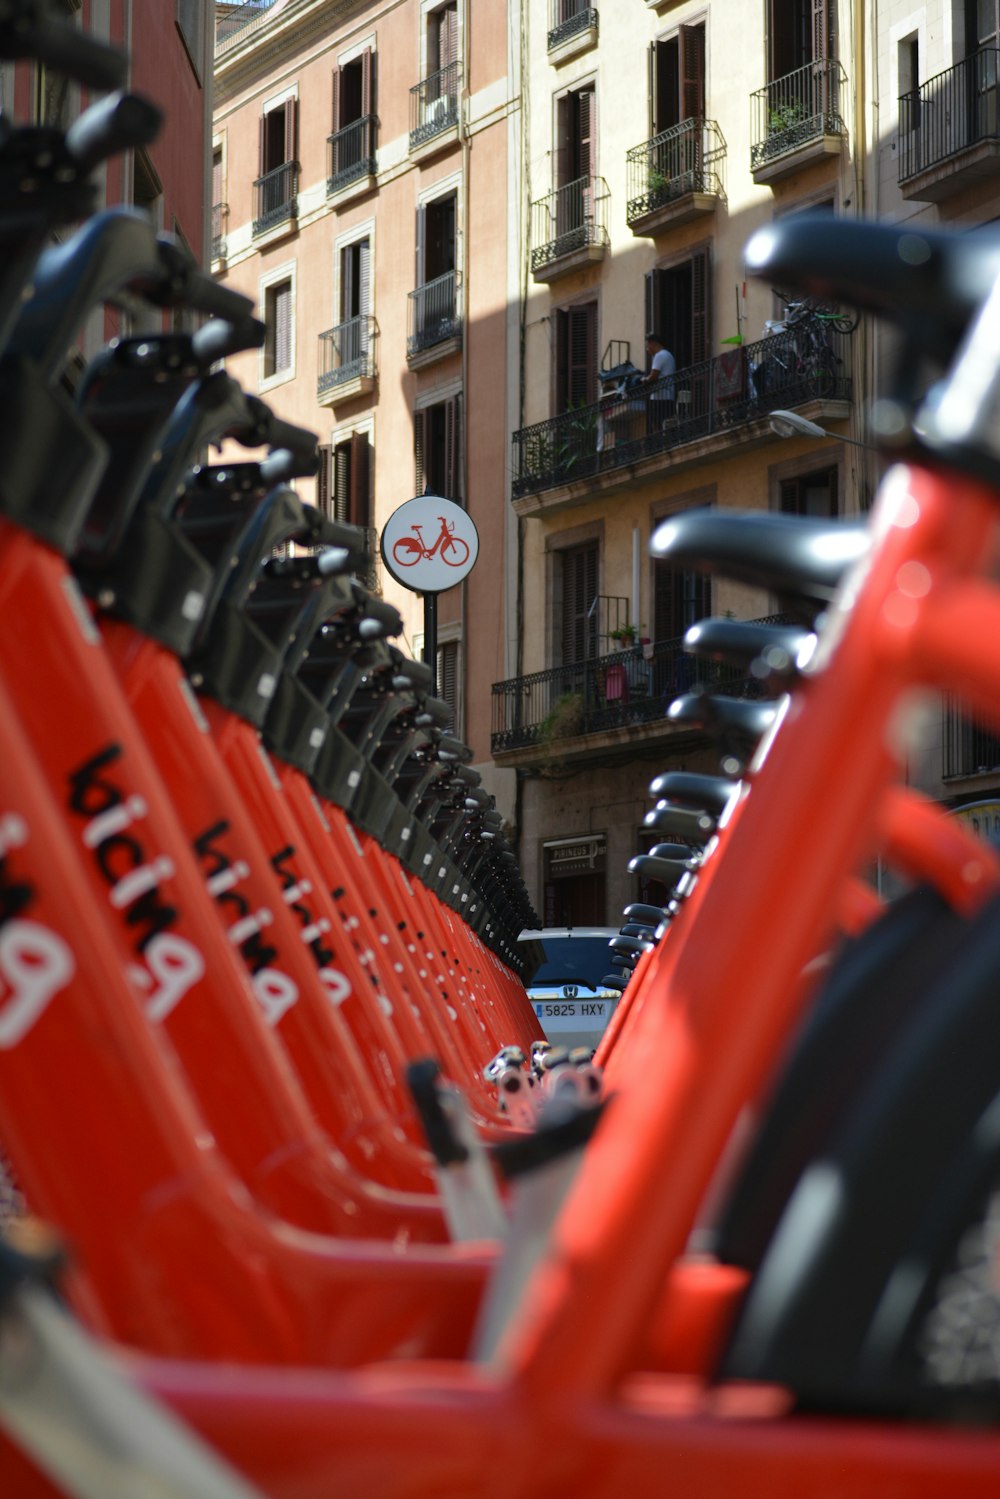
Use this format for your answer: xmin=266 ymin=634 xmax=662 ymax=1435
xmin=64 ymin=92 xmax=162 ymax=176
xmin=0 ymin=0 xmax=127 ymax=90
xmin=243 ymin=395 xmax=318 ymax=470
xmin=190 ymin=316 xmax=266 ymax=369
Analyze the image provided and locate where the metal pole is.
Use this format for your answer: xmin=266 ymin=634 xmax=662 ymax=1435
xmin=423 ymin=590 xmax=438 ymax=695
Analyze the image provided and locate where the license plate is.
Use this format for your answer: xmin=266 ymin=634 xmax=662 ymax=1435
xmin=534 ymin=1000 xmax=612 ymax=1029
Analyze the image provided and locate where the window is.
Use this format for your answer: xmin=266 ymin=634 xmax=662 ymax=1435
xmin=779 ymin=464 xmax=839 ymax=516
xmin=650 ymin=24 xmax=705 ymax=134
xmin=556 ymin=83 xmax=595 ymax=188
xmin=427 ymin=1 xmax=459 ymax=78
xmin=176 ymin=0 xmax=204 ymax=81
xmin=318 ymin=433 xmax=371 ymax=528
xmin=255 ymin=97 xmax=298 ymax=234
xmin=340 ymin=235 xmax=372 ymax=338
xmin=653 ymin=554 xmax=711 ymax=642
xmin=411 ymin=193 xmax=460 ymax=353
xmin=437 ymin=639 xmax=460 ymax=731
xmin=967 ymin=1 xmax=999 ymax=137
xmin=559 ymin=541 xmax=598 ymax=664
xmin=263 ymin=278 xmax=293 ymax=380
xmin=414 ymin=395 xmax=462 ymax=500
xmin=645 ymin=249 xmax=710 ymax=371
xmin=768 ymin=0 xmax=834 ymax=80
xmin=212 ymin=146 xmax=225 ymax=259
xmin=330 ymin=48 xmax=376 ymax=189
xmin=555 ymin=301 xmax=597 ymax=412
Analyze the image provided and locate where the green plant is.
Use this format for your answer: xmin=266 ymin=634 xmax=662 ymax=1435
xmin=609 ymin=622 xmax=642 ymax=647
xmin=768 ymin=99 xmax=809 ymax=133
xmin=539 ymin=690 xmax=584 ymax=745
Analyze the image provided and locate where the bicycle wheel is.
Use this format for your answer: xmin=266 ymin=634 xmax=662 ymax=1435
xmin=391 ymin=537 xmax=421 ymax=567
xmin=442 ymin=534 xmax=470 ymax=568
xmin=720 ymin=887 xmax=1000 ymax=1418
xmin=828 ymin=311 xmax=859 ymax=334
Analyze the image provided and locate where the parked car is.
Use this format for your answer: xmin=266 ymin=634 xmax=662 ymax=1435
xmin=517 ymin=927 xmax=620 ymax=1052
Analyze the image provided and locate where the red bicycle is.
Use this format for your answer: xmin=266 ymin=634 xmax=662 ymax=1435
xmin=391 ymin=516 xmax=470 ymax=568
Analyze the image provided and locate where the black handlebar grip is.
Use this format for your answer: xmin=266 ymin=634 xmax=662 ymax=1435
xmin=64 ymin=92 xmax=162 ymax=175
xmin=148 ymin=235 xmax=256 ymax=323
xmin=0 ymin=1 xmax=127 ymax=90
xmin=394 ymin=657 xmax=435 ymax=692
xmin=258 ymin=447 xmax=317 ymax=485
xmin=361 ymin=596 xmax=404 ymax=634
xmin=190 ymin=316 xmax=265 ymax=368
xmin=242 ymin=395 xmax=318 ymax=467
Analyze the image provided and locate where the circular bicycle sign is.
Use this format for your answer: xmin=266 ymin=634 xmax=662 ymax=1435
xmin=381 ymin=495 xmax=479 ymax=594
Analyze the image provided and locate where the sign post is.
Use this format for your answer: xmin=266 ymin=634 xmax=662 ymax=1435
xmin=380 ymin=495 xmax=479 ymax=692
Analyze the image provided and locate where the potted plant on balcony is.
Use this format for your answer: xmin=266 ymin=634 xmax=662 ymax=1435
xmin=609 ymin=622 xmax=639 ymax=649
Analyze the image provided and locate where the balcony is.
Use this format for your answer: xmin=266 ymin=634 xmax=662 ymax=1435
xmin=626 ymin=119 xmax=725 ymax=235
xmin=211 ymin=202 xmax=228 ymax=263
xmin=327 ymin=115 xmax=377 ymax=197
xmin=409 ymin=62 xmax=461 ymax=157
xmin=317 ymin=315 xmax=377 ymax=405
xmin=750 ymin=60 xmax=848 ymax=183
xmin=943 ymin=699 xmax=1000 ymax=780
xmin=252 ymin=161 xmax=298 ymax=239
xmin=215 ymin=0 xmax=279 ymax=53
xmin=407 ymin=270 xmax=462 ymax=367
xmin=512 ymin=323 xmax=853 ymax=511
xmin=548 ymin=0 xmax=598 ymax=61
xmin=899 ymin=50 xmax=1000 ymax=201
xmin=530 ymin=175 xmax=610 ymax=282
xmin=492 ymin=630 xmax=772 ymax=762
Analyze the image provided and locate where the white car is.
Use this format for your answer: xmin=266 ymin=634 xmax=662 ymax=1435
xmin=518 ymin=927 xmax=621 ymax=1052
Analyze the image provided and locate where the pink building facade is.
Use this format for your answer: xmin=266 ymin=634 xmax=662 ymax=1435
xmin=212 ymin=0 xmax=519 ymax=792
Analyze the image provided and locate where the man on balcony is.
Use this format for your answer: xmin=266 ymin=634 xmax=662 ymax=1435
xmin=644 ymin=330 xmax=676 ymax=433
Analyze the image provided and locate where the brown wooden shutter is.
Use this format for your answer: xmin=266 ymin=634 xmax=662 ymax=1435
xmin=212 ymin=147 xmax=223 ymax=206
xmin=690 ymin=250 xmax=709 ymax=364
xmin=273 ymin=280 xmax=292 ymax=370
xmin=444 ymin=395 xmax=462 ymax=501
xmin=681 ymin=25 xmax=705 ymax=121
xmin=812 ymin=0 xmax=831 ymax=61
xmin=556 ymin=302 xmax=597 ymax=412
xmin=576 ymin=87 xmax=594 ymax=180
xmin=414 ymin=408 xmax=426 ymax=494
xmin=561 ymin=542 xmax=598 ymax=664
xmin=349 ymin=431 xmax=370 ymax=527
xmin=363 ymin=48 xmax=374 ymax=115
xmin=440 ymin=3 xmax=458 ymax=69
xmin=331 ymin=67 xmax=341 ymax=133
xmin=437 ymin=641 xmax=458 ymax=729
xmin=258 ymin=112 xmax=267 ymax=175
xmin=316 ymin=444 xmax=331 ymax=517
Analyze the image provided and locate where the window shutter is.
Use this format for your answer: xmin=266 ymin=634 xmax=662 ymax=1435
xmin=258 ymin=112 xmax=267 ymax=175
xmin=333 ymin=441 xmax=350 ymax=524
xmin=361 ymin=47 xmax=373 ymax=115
xmin=331 ymin=66 xmax=341 ymax=133
xmin=414 ymin=408 xmax=426 ymax=494
xmin=316 ymin=444 xmax=331 ymax=516
xmin=437 ymin=641 xmax=458 ymax=729
xmin=576 ymin=87 xmax=594 ymax=180
xmin=415 ymin=201 xmax=426 ymax=284
xmin=440 ymin=3 xmax=458 ymax=70
xmin=340 ymin=243 xmax=354 ymax=321
xmin=645 ymin=269 xmax=666 ymax=342
xmin=349 ymin=431 xmax=371 ymax=527
xmin=681 ymin=25 xmax=705 ymax=121
xmin=283 ymin=97 xmax=298 ymax=163
xmin=690 ymin=249 xmax=709 ymax=364
xmin=444 ymin=394 xmax=462 ymax=501
xmin=812 ymin=0 xmax=831 ymax=61
xmin=274 ymin=280 xmax=292 ymax=370
xmin=567 ymin=302 xmax=596 ymax=409
xmin=561 ymin=542 xmax=598 ymax=664
xmin=212 ymin=147 xmax=223 ymax=206
xmin=358 ymin=238 xmax=371 ymax=317
xmin=555 ymin=92 xmax=573 ymax=189
xmin=648 ymin=42 xmax=657 ymax=137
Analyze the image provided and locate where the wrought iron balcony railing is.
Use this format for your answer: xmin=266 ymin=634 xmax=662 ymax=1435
xmin=530 ymin=174 xmax=610 ymax=273
xmin=750 ymin=59 xmax=847 ymax=170
xmin=409 ymin=61 xmax=461 ymax=150
xmin=626 ymin=118 xmax=725 ymax=224
xmin=943 ymin=697 xmax=1000 ymax=779
xmin=491 ymin=629 xmax=776 ymax=755
xmin=215 ymin=0 xmax=280 ymax=53
xmin=317 ymin=315 xmax=377 ymax=396
xmin=548 ymin=0 xmax=598 ymax=49
xmin=407 ymin=270 xmax=462 ymax=357
xmin=899 ymin=48 xmax=1000 ymax=181
xmin=211 ymin=202 xmax=227 ymax=260
xmin=512 ymin=322 xmax=853 ymax=499
xmin=253 ymin=160 xmax=299 ymax=236
xmin=327 ymin=115 xmax=377 ymax=194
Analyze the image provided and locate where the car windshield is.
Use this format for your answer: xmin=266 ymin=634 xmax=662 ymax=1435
xmin=529 ymin=937 xmax=612 ymax=988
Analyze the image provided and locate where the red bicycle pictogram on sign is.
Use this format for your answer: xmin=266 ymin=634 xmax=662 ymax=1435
xmin=391 ymin=516 xmax=471 ymax=569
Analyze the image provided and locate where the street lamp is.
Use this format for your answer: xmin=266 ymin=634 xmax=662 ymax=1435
xmin=768 ymin=408 xmax=874 ymax=452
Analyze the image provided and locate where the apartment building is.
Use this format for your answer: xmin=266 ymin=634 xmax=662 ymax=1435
xmin=496 ymin=0 xmax=873 ymax=924
xmin=875 ymin=0 xmax=1000 ymax=823
xmin=212 ymin=0 xmax=520 ymax=795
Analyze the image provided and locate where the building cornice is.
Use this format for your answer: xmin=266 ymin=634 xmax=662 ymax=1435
xmin=215 ymin=0 xmax=381 ymax=104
